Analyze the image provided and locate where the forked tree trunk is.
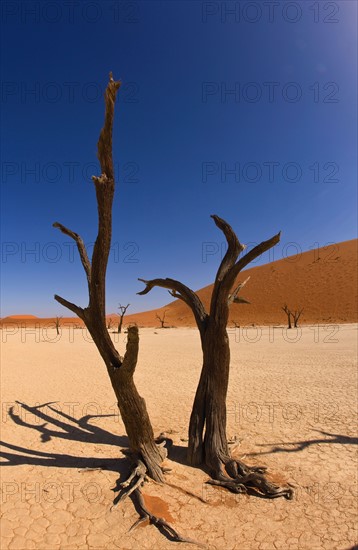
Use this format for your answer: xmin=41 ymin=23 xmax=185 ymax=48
xmin=292 ymin=308 xmax=303 ymax=328
xmin=51 ymin=74 xmax=207 ymax=546
xmin=139 ymin=217 xmax=293 ymax=498
xmin=83 ymin=316 xmax=165 ymax=481
xmin=282 ymin=304 xmax=292 ymax=329
xmin=53 ymin=74 xmax=165 ymax=482
xmin=188 ymin=321 xmax=230 ymax=470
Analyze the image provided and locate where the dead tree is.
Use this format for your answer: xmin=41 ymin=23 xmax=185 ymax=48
xmin=53 ymin=74 xmax=166 ymax=483
xmin=55 ymin=316 xmax=62 ymax=335
xmin=117 ymin=303 xmax=130 ymax=333
xmin=53 ymin=76 xmax=205 ymax=544
xmin=107 ymin=317 xmax=114 ymax=330
xmin=282 ymin=304 xmax=292 ymax=329
xmin=156 ymin=309 xmax=168 ymax=328
xmin=139 ymin=216 xmax=293 ymax=500
xmin=292 ymin=308 xmax=303 ymax=328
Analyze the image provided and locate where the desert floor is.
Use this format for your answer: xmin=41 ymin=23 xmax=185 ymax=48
xmin=1 ymin=325 xmax=357 ymax=550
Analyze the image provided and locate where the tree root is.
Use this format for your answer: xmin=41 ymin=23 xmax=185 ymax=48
xmin=206 ymin=457 xmax=293 ymax=500
xmin=112 ymin=459 xmax=206 ymax=548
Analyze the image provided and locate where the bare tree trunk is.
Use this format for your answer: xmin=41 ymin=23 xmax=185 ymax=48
xmin=139 ymin=216 xmax=293 ymax=499
xmin=118 ymin=303 xmax=130 ymax=333
xmin=55 ymin=316 xmax=62 ymax=336
xmin=51 ymin=73 xmax=207 ymax=545
xmin=188 ymin=321 xmax=230 ymax=469
xmin=118 ymin=316 xmax=124 ymax=333
xmin=282 ymin=304 xmax=292 ymax=329
xmin=53 ymin=74 xmax=165 ymax=482
xmin=292 ymin=308 xmax=303 ymax=328
xmin=156 ymin=310 xmax=168 ymax=328
xmin=83 ymin=317 xmax=165 ymax=481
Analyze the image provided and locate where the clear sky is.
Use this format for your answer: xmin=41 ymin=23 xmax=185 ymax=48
xmin=1 ymin=0 xmax=357 ymax=317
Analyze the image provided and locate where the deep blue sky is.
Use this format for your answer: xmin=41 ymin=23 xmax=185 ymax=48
xmin=1 ymin=0 xmax=357 ymax=317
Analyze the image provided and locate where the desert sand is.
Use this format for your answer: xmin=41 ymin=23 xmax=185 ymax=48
xmin=1 ymin=324 xmax=357 ymax=549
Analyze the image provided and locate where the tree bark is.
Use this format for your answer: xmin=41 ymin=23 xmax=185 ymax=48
xmin=82 ymin=317 xmax=166 ymax=481
xmin=188 ymin=320 xmax=230 ymax=470
xmin=53 ymin=74 xmax=165 ymax=482
xmin=118 ymin=316 xmax=124 ymax=334
xmin=139 ymin=216 xmax=292 ymax=498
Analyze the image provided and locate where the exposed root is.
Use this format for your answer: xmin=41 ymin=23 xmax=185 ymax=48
xmin=111 ymin=459 xmax=148 ymax=508
xmin=113 ymin=459 xmax=207 ymax=548
xmin=133 ymin=488 xmax=207 ymax=548
xmin=206 ymin=458 xmax=293 ymax=500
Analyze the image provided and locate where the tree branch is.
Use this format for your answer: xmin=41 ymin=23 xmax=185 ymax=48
xmin=209 ymin=215 xmax=246 ymax=317
xmin=122 ymin=325 xmax=139 ymax=375
xmin=54 ymin=294 xmax=84 ymax=319
xmin=228 ymin=276 xmax=250 ymax=305
xmin=53 ymin=73 xmax=121 ymax=327
xmin=89 ymin=73 xmax=121 ymax=318
xmin=232 ymin=296 xmax=250 ymax=304
xmin=53 ymin=222 xmax=91 ymax=286
xmin=97 ymin=72 xmax=121 ymax=180
xmin=211 ymin=215 xmax=246 ymax=280
xmin=138 ymin=278 xmax=208 ymax=330
xmin=222 ymin=231 xmax=281 ymax=298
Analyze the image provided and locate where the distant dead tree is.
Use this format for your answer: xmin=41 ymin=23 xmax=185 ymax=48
xmin=282 ymin=304 xmax=292 ymax=329
xmin=156 ymin=309 xmax=168 ymax=328
xmin=231 ymin=320 xmax=240 ymax=328
xmin=52 ymin=74 xmax=194 ymax=542
xmin=139 ymin=216 xmax=293 ymax=500
xmin=107 ymin=317 xmax=114 ymax=330
xmin=117 ymin=303 xmax=130 ymax=333
xmin=55 ymin=316 xmax=62 ymax=335
xmin=292 ymin=308 xmax=304 ymax=328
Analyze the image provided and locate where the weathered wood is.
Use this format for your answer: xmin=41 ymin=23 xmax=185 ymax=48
xmin=52 ymin=222 xmax=91 ymax=287
xmin=228 ymin=276 xmax=250 ymax=305
xmin=139 ymin=215 xmax=293 ymax=498
xmin=53 ymin=73 xmax=165 ymax=482
xmin=138 ymin=278 xmax=208 ymax=336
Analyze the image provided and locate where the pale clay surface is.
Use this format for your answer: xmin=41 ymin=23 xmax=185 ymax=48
xmin=1 ymin=325 xmax=357 ymax=550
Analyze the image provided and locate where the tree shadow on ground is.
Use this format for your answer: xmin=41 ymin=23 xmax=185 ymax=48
xmin=6 ymin=400 xmax=126 ymax=446
xmin=0 ymin=401 xmax=129 ymax=475
xmin=0 ymin=439 xmax=128 ymax=475
xmin=246 ymin=429 xmax=358 ymax=458
xmin=0 ymin=401 xmax=206 ymax=543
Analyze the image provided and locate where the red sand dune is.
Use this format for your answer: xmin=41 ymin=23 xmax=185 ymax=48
xmin=0 ymin=316 xmax=85 ymax=328
xmin=125 ymin=239 xmax=357 ymax=327
xmin=3 ymin=314 xmax=39 ymax=320
xmin=1 ymin=239 xmax=356 ymax=329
